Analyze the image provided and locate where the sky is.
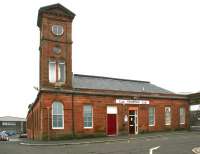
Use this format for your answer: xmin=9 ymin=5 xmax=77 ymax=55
xmin=0 ymin=0 xmax=200 ymax=118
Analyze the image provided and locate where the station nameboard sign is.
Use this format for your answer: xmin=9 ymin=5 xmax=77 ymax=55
xmin=116 ymin=99 xmax=149 ymax=105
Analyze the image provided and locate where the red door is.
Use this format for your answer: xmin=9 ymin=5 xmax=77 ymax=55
xmin=107 ymin=114 xmax=117 ymax=135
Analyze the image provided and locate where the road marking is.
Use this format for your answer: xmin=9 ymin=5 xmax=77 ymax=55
xmin=192 ymin=147 xmax=200 ymax=154
xmin=149 ymin=146 xmax=160 ymax=154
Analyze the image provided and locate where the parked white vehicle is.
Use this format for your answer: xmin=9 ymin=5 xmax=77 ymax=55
xmin=0 ymin=131 xmax=9 ymax=141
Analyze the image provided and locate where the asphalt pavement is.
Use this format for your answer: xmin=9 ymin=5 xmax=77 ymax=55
xmin=1 ymin=131 xmax=200 ymax=154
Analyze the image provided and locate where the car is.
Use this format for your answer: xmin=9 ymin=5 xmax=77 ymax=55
xmin=5 ymin=131 xmax=16 ymax=136
xmin=19 ymin=133 xmax=27 ymax=138
xmin=0 ymin=131 xmax=9 ymax=141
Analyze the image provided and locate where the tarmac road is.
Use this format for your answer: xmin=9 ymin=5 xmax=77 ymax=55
xmin=0 ymin=131 xmax=200 ymax=154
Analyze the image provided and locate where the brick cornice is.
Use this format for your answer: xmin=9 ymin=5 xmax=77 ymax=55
xmin=41 ymin=38 xmax=73 ymax=44
xmin=40 ymin=87 xmax=189 ymax=100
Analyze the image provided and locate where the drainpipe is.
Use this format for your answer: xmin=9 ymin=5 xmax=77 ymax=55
xmin=188 ymin=99 xmax=191 ymax=130
xmin=32 ymin=108 xmax=34 ymax=140
xmin=47 ymin=107 xmax=50 ymax=141
xmin=72 ymin=94 xmax=75 ymax=137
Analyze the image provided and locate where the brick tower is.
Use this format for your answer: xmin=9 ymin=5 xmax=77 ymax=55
xmin=37 ymin=3 xmax=75 ymax=89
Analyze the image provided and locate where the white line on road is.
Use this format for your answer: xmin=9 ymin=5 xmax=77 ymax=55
xmin=149 ymin=146 xmax=160 ymax=154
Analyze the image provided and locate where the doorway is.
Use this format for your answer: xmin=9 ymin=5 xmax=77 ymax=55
xmin=190 ymin=105 xmax=200 ymax=131
xmin=107 ymin=106 xmax=117 ymax=136
xmin=129 ymin=110 xmax=138 ymax=134
xmin=107 ymin=114 xmax=117 ymax=135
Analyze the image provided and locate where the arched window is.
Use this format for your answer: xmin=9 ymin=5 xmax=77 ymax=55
xmin=52 ymin=101 xmax=64 ymax=129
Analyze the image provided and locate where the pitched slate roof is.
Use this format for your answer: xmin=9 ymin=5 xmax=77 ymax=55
xmin=73 ymin=74 xmax=173 ymax=94
xmin=0 ymin=116 xmax=26 ymax=122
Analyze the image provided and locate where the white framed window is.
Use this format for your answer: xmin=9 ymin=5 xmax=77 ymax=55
xmin=49 ymin=60 xmax=65 ymax=83
xmin=180 ymin=107 xmax=185 ymax=124
xmin=2 ymin=122 xmax=16 ymax=126
xmin=52 ymin=101 xmax=64 ymax=129
xmin=149 ymin=107 xmax=155 ymax=126
xmin=52 ymin=25 xmax=64 ymax=36
xmin=49 ymin=61 xmax=56 ymax=83
xmin=165 ymin=107 xmax=171 ymax=125
xmin=83 ymin=105 xmax=93 ymax=128
xmin=58 ymin=62 xmax=65 ymax=82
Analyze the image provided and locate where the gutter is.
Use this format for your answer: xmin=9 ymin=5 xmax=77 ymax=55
xmin=39 ymin=87 xmax=189 ymax=100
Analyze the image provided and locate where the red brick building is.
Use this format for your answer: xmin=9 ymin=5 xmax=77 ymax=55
xmin=26 ymin=3 xmax=189 ymax=140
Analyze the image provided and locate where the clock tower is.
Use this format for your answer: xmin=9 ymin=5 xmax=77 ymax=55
xmin=37 ymin=3 xmax=75 ymax=89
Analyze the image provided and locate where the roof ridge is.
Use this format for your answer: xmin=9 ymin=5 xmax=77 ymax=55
xmin=74 ymin=74 xmax=150 ymax=83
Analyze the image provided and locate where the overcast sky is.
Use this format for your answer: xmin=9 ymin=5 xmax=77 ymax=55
xmin=0 ymin=0 xmax=200 ymax=117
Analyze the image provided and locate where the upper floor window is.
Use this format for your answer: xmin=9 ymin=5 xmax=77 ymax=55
xmin=149 ymin=107 xmax=155 ymax=126
xmin=83 ymin=105 xmax=93 ymax=128
xmin=52 ymin=25 xmax=64 ymax=36
xmin=52 ymin=101 xmax=64 ymax=129
xmin=2 ymin=122 xmax=16 ymax=126
xmin=165 ymin=107 xmax=171 ymax=125
xmin=49 ymin=61 xmax=65 ymax=83
xmin=180 ymin=107 xmax=185 ymax=124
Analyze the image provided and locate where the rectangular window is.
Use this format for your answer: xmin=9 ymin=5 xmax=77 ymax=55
xmin=149 ymin=107 xmax=155 ymax=126
xmin=58 ymin=62 xmax=65 ymax=82
xmin=83 ymin=105 xmax=93 ymax=128
xmin=52 ymin=102 xmax=64 ymax=129
xmin=180 ymin=107 xmax=185 ymax=124
xmin=165 ymin=107 xmax=171 ymax=125
xmin=49 ymin=61 xmax=56 ymax=83
xmin=49 ymin=61 xmax=65 ymax=83
xmin=2 ymin=122 xmax=16 ymax=126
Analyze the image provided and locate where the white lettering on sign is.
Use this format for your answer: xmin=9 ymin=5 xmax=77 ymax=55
xmin=116 ymin=99 xmax=149 ymax=105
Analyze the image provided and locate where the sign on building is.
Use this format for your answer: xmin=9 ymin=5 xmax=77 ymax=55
xmin=116 ymin=99 xmax=149 ymax=105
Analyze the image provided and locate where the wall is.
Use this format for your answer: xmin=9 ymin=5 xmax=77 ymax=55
xmin=73 ymin=95 xmax=189 ymax=136
xmin=27 ymin=97 xmax=41 ymax=140
xmin=39 ymin=13 xmax=73 ymax=89
xmin=139 ymin=98 xmax=189 ymax=132
xmin=27 ymin=92 xmax=189 ymax=140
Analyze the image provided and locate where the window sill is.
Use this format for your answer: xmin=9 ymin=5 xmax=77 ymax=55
xmin=149 ymin=125 xmax=155 ymax=127
xmin=84 ymin=127 xmax=93 ymax=129
xmin=52 ymin=127 xmax=64 ymax=130
xmin=49 ymin=82 xmax=65 ymax=84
